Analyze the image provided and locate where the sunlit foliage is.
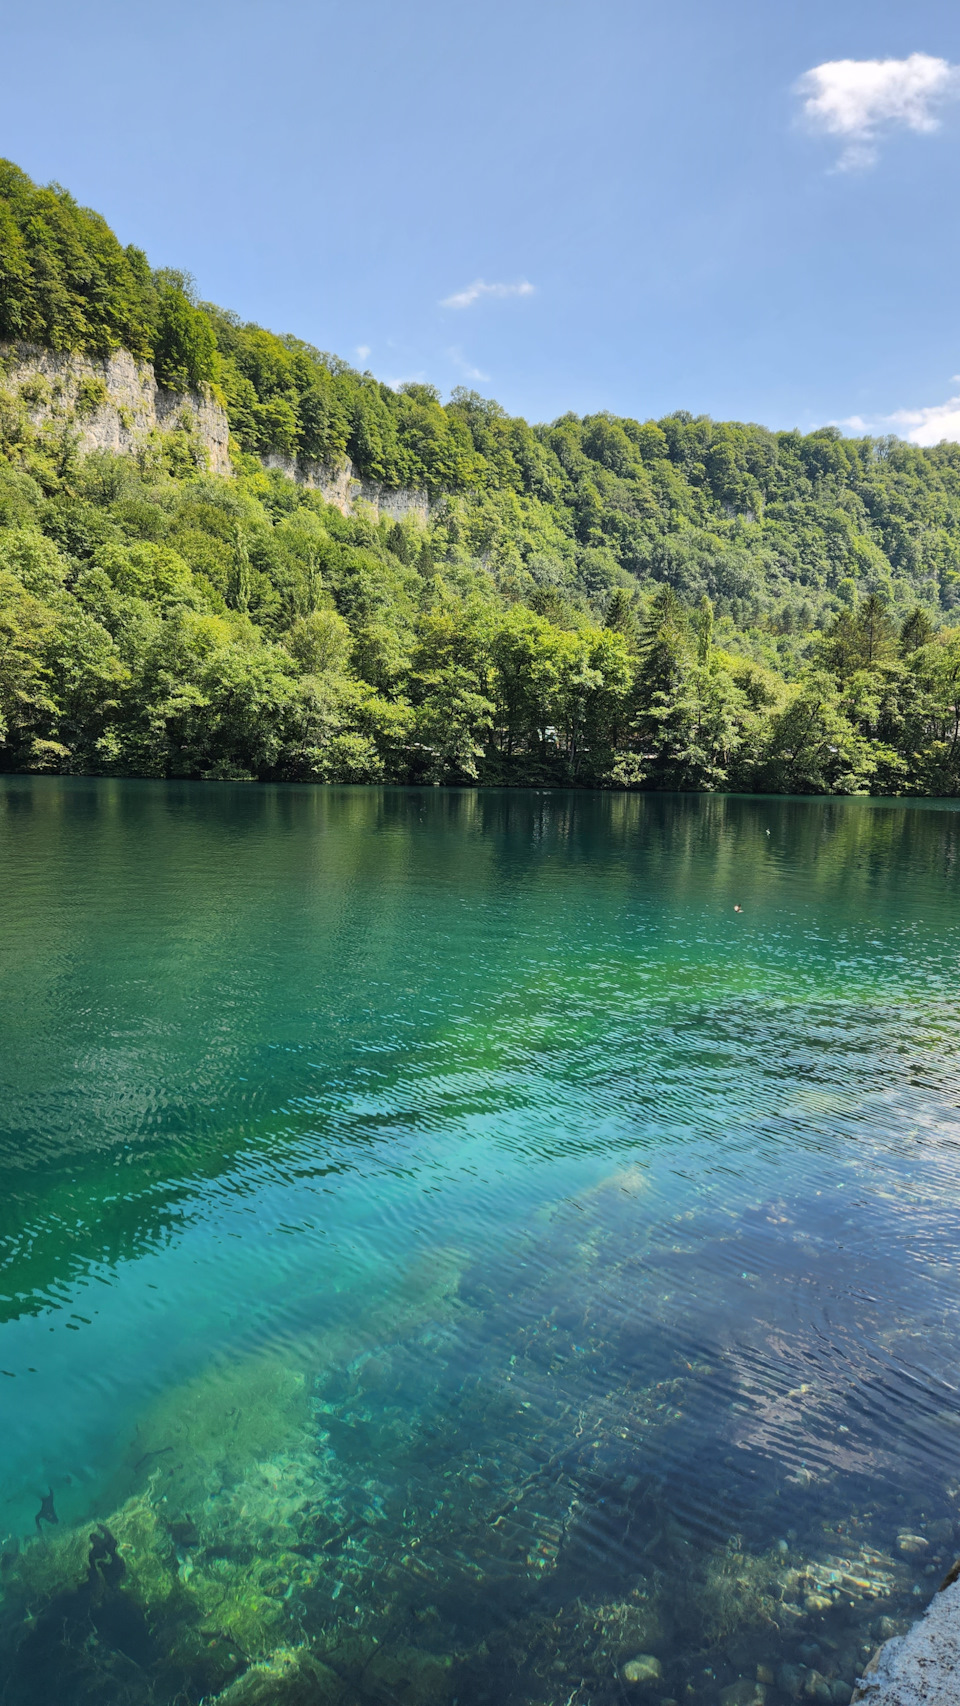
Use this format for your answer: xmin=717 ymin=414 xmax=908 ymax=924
xmin=3 ymin=161 xmax=960 ymax=792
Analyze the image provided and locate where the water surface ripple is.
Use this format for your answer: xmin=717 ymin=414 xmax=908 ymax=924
xmin=1 ymin=781 xmax=960 ymax=1706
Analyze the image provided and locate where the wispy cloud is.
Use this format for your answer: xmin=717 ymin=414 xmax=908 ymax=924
xmin=834 ymin=389 xmax=960 ymax=445
xmin=447 ymin=346 xmax=490 ymax=382
xmin=382 ymin=371 xmax=428 ymax=392
xmin=796 ymin=53 xmax=960 ymax=169
xmin=441 ymin=278 xmax=535 ymax=310
xmin=355 ymin=344 xmax=371 ymax=362
xmin=886 ymin=394 xmax=960 ymax=446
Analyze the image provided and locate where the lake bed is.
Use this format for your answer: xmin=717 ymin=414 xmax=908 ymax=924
xmin=1 ymin=781 xmax=959 ymax=1706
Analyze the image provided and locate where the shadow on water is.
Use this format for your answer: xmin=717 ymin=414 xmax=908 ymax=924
xmin=2 ymin=781 xmax=960 ymax=1704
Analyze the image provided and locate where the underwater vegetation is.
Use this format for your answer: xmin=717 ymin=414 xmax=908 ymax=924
xmin=1 ymin=1181 xmax=956 ymax=1706
xmin=5 ymin=786 xmax=960 ymax=1706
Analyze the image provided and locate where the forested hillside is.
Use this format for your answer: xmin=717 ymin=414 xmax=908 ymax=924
xmin=2 ymin=158 xmax=960 ymax=792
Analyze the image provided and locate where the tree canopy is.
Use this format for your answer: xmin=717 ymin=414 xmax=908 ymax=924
xmin=3 ymin=160 xmax=960 ymax=794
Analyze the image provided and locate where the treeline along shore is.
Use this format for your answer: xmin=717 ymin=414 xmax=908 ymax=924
xmin=2 ymin=159 xmax=960 ymax=792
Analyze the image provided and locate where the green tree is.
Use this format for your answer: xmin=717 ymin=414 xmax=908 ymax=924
xmin=151 ymin=274 xmax=218 ymax=392
xmin=695 ymin=593 xmax=714 ymax=666
xmin=755 ymin=673 xmax=874 ymax=794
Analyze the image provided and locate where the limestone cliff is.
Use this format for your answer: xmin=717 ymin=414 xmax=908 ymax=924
xmin=259 ymin=451 xmax=430 ymax=524
xmin=0 ymin=342 xmax=231 ymax=474
xmin=0 ymin=343 xmax=430 ymax=525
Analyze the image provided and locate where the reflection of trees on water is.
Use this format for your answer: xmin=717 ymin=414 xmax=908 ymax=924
xmin=1 ymin=782 xmax=958 ymax=1322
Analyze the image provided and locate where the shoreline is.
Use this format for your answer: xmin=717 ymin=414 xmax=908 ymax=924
xmin=853 ymin=1578 xmax=960 ymax=1705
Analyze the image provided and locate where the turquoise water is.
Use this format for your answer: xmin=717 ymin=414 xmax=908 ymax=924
xmin=2 ymin=780 xmax=960 ymax=1705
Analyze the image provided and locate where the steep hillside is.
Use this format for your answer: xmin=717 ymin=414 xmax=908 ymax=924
xmin=2 ymin=158 xmax=960 ymax=793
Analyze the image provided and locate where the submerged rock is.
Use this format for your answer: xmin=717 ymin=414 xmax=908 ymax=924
xmin=212 ymin=1646 xmax=345 ymax=1704
xmin=778 ymin=1665 xmax=805 ymax=1699
xmin=622 ymin=1652 xmax=663 ymax=1686
xmin=719 ymin=1681 xmax=767 ymax=1706
xmin=805 ymin=1592 xmax=834 ymax=1613
xmin=803 ymin=1672 xmax=833 ymax=1703
xmin=360 ymin=1646 xmax=454 ymax=1705
xmin=895 ymin=1534 xmax=928 ymax=1557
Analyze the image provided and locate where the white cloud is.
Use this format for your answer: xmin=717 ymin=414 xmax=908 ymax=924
xmin=796 ymin=53 xmax=960 ymax=169
xmin=447 ymin=346 xmax=490 ymax=382
xmin=832 ymin=391 xmax=960 ymax=445
xmin=441 ymin=278 xmax=535 ymax=310
xmin=355 ymin=344 xmax=371 ymax=362
xmin=886 ymin=394 xmax=960 ymax=446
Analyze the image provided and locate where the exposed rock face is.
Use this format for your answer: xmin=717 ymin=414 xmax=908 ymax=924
xmin=0 ymin=342 xmax=430 ymax=524
xmin=260 ymin=451 xmax=430 ymax=524
xmin=852 ymin=1578 xmax=960 ymax=1705
xmin=0 ymin=343 xmax=231 ymax=473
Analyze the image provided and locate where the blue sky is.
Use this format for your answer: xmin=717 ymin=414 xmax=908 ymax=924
xmin=5 ymin=0 xmax=960 ymax=438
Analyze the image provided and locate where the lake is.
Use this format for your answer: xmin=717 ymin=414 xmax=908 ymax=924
xmin=1 ymin=779 xmax=960 ymax=1706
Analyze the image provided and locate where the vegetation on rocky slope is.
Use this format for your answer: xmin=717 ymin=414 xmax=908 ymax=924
xmin=2 ymin=158 xmax=960 ymax=791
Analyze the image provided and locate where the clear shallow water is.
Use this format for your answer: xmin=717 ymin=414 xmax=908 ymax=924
xmin=1 ymin=781 xmax=960 ymax=1705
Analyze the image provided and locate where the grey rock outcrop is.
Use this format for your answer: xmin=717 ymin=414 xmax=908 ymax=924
xmin=260 ymin=451 xmax=430 ymax=523
xmin=1 ymin=342 xmax=230 ymax=473
xmin=0 ymin=342 xmax=430 ymax=525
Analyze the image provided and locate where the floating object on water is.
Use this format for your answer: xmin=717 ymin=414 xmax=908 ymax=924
xmin=34 ymin=1488 xmax=58 ymax=1535
xmin=734 ymin=904 xmax=743 ymax=913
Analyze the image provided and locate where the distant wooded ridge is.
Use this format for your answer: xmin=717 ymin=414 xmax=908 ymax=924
xmin=1 ymin=157 xmax=959 ymax=794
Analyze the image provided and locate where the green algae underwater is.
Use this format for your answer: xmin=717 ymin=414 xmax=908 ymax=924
xmin=2 ymin=782 xmax=960 ymax=1706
